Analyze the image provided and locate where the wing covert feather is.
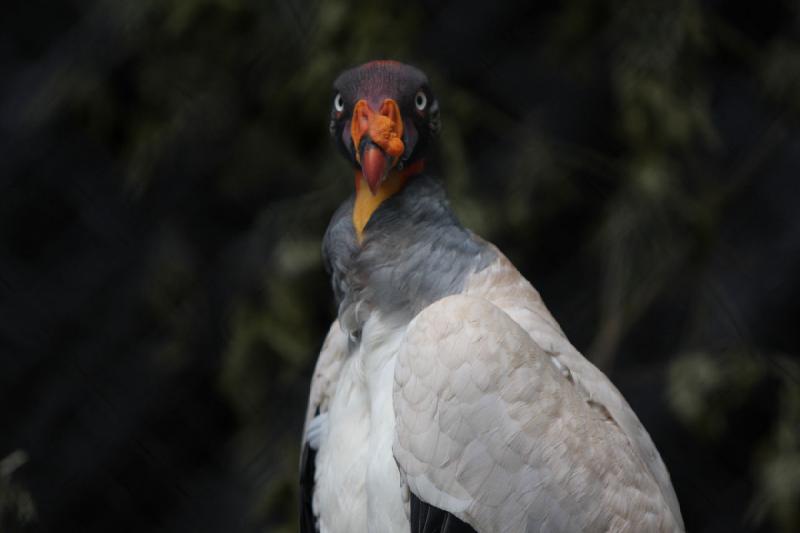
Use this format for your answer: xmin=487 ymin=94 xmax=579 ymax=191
xmin=393 ymin=295 xmax=682 ymax=533
xmin=464 ymin=252 xmax=683 ymax=527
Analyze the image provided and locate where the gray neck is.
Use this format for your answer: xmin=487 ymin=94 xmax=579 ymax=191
xmin=322 ymin=174 xmax=496 ymax=339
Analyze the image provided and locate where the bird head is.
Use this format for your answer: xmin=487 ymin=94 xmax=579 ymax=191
xmin=329 ymin=61 xmax=441 ymax=195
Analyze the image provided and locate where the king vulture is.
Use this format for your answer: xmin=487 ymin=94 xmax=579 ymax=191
xmin=299 ymin=60 xmax=684 ymax=533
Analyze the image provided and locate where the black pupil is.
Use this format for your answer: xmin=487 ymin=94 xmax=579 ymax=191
xmin=417 ymin=95 xmax=424 ymax=106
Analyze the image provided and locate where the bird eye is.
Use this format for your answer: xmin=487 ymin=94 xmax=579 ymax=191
xmin=415 ymin=90 xmax=427 ymax=111
xmin=334 ymin=93 xmax=344 ymax=112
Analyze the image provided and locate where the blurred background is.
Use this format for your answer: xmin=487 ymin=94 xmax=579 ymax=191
xmin=1 ymin=0 xmax=799 ymax=531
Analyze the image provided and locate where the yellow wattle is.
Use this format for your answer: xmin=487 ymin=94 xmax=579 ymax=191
xmin=352 ymin=172 xmax=407 ymax=243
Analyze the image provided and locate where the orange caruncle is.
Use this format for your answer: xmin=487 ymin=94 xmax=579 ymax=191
xmin=351 ymin=99 xmax=405 ymax=162
xmin=368 ymin=115 xmax=405 ymax=157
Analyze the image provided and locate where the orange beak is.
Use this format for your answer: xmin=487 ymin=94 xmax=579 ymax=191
xmin=351 ymin=99 xmax=405 ymax=195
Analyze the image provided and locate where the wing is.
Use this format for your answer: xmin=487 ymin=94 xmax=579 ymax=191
xmin=393 ymin=295 xmax=682 ymax=533
xmin=464 ymin=250 xmax=683 ymax=528
xmin=300 ymin=321 xmax=348 ymax=533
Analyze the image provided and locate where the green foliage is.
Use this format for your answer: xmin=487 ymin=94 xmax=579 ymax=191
xmin=753 ymin=361 xmax=800 ymax=532
xmin=668 ymin=351 xmax=765 ymax=441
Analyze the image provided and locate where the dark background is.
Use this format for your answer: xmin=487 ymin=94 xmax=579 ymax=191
xmin=1 ymin=0 xmax=799 ymax=531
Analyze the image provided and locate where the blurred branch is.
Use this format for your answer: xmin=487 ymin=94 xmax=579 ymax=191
xmin=0 ymin=451 xmax=36 ymax=531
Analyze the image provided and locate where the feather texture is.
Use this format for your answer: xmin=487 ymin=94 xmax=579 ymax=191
xmin=393 ymin=293 xmax=683 ymax=533
xmin=300 ymin=321 xmax=348 ymax=533
xmin=463 ymin=249 xmax=684 ymax=527
xmin=410 ymin=492 xmax=477 ymax=533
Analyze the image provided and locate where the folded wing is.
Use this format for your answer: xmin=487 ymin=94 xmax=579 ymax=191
xmin=393 ymin=295 xmax=682 ymax=533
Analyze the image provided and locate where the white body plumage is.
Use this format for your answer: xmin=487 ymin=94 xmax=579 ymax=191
xmin=313 ymin=314 xmax=409 ymax=533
